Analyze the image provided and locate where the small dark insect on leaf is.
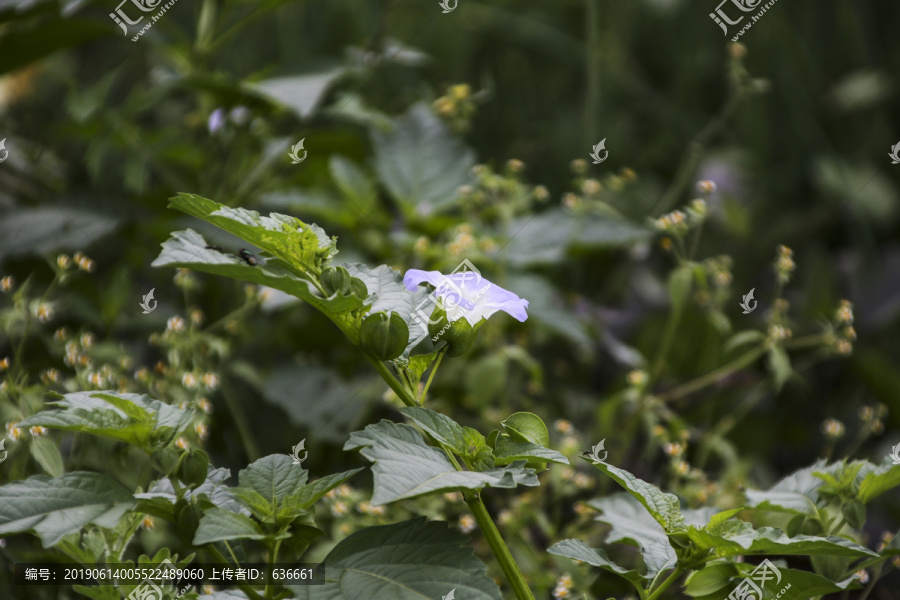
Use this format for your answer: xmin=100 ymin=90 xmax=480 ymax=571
xmin=238 ymin=249 xmax=258 ymax=266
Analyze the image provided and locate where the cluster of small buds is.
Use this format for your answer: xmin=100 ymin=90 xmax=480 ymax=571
xmin=73 ymin=252 xmax=96 ymax=272
xmin=533 ymin=185 xmax=550 ymax=202
xmin=458 ymin=514 xmax=476 ymax=533
xmin=627 ymin=370 xmax=648 ymax=388
xmin=6 ymin=421 xmax=23 ymax=441
xmin=561 ymin=193 xmax=581 ymax=210
xmin=506 ymin=158 xmax=525 ymax=174
xmin=877 ymin=531 xmax=894 ymax=552
xmin=175 ymin=437 xmax=189 ymax=450
xmin=572 ymin=473 xmax=592 ymax=489
xmin=569 ymin=159 xmax=588 ymax=175
xmin=202 ymin=373 xmax=219 ymax=390
xmin=696 ymin=180 xmax=717 ymax=194
xmin=674 ymin=460 xmax=690 ymax=476
xmin=182 ymin=373 xmax=198 ymax=389
xmin=767 ymin=325 xmax=792 ymax=341
xmin=559 ymin=435 xmax=581 ymax=456
xmin=573 ymin=503 xmax=593 ymax=518
xmin=413 ymin=236 xmax=429 ymax=255
xmin=433 ymin=84 xmax=476 ymax=133
xmin=774 ymin=245 xmax=795 ymax=283
xmin=30 ymin=426 xmax=47 ymax=437
xmin=621 ymin=167 xmax=637 ymax=183
xmin=687 ymin=198 xmax=708 ymax=221
xmin=552 ymin=574 xmax=574 ymax=599
xmin=34 ymin=302 xmax=53 ymax=322
xmin=194 ymin=422 xmax=209 ymax=440
xmin=357 ymin=501 xmax=386 ymax=517
xmin=173 ymin=268 xmax=196 ymax=288
xmin=54 ymin=327 xmax=69 ymax=342
xmin=821 ymin=419 xmax=845 ymax=440
xmin=57 ymin=254 xmax=71 ymax=270
xmin=554 ymin=419 xmax=574 ymax=435
xmin=854 ymin=570 xmax=869 ymax=585
xmin=835 ymin=300 xmax=853 ymax=324
xmin=189 ymin=309 xmax=204 ymax=325
xmin=198 ymin=397 xmax=213 ymax=414
xmin=448 ymin=224 xmax=476 ymax=256
xmin=166 ymin=316 xmax=187 ymax=333
xmin=654 ymin=210 xmax=687 ymax=233
xmin=1 ymin=275 xmax=15 ymax=293
xmin=858 ymin=404 xmax=887 ymax=434
xmin=705 ymin=256 xmax=733 ymax=287
xmin=664 ymin=442 xmax=686 ymax=457
xmin=141 ymin=516 xmax=155 ymax=530
xmin=40 ymin=368 xmax=60 ymax=384
xmin=581 ymin=179 xmax=602 ymax=196
xmin=443 ymin=491 xmax=462 ymax=503
xmin=729 ymin=42 xmax=747 ymax=60
xmin=651 ymin=424 xmax=667 ymax=439
xmin=0 ymin=357 xmax=8 ymax=371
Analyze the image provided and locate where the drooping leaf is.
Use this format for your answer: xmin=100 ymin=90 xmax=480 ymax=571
xmin=744 ymin=460 xmax=830 ymax=514
xmin=344 ymin=420 xmax=538 ymax=505
xmin=398 ymin=406 xmax=468 ymax=452
xmin=19 ymin=391 xmax=193 ymax=453
xmin=587 ymin=492 xmax=676 ymax=577
xmin=290 ymin=518 xmax=502 ymax=600
xmin=856 ymin=461 xmax=900 ymax=503
xmin=30 ymin=436 xmax=64 ymax=477
xmin=492 ymin=437 xmax=569 ymax=466
xmin=371 ymin=102 xmax=476 ymax=215
xmin=549 ymin=538 xmax=649 ymax=585
xmin=586 ymin=460 xmax=685 ymax=532
xmin=0 ymin=206 xmax=118 ymax=259
xmin=192 ymin=508 xmax=267 ymax=545
xmin=0 ymin=472 xmax=134 ymax=547
xmin=249 ymin=69 xmax=346 ymax=119
xmin=687 ymin=520 xmax=878 ymax=558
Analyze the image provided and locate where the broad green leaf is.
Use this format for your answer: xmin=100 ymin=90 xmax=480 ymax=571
xmin=290 ymin=518 xmax=502 ymax=600
xmin=687 ymin=520 xmax=878 ymax=558
xmin=330 ymin=156 xmax=377 ymax=212
xmin=0 ymin=472 xmax=134 ymax=547
xmin=736 ymin=565 xmax=860 ymax=597
xmin=724 ymin=330 xmax=765 ymax=354
xmin=137 ymin=467 xmax=246 ymax=521
xmin=492 ymin=436 xmax=569 ymax=466
xmin=683 ymin=562 xmax=737 ymax=597
xmin=193 ymin=508 xmax=266 ymax=545
xmin=372 ymin=102 xmax=476 ymax=215
xmin=344 ymin=420 xmax=538 ymax=505
xmin=588 ymin=492 xmax=676 ymax=576
xmin=586 ymin=460 xmax=686 ymax=532
xmin=249 ymin=70 xmax=346 ymax=119
xmin=231 ymin=454 xmax=308 ymax=521
xmin=549 ymin=538 xmax=649 ymax=585
xmin=857 ymin=462 xmax=900 ymax=503
xmin=745 ymin=460 xmax=831 ymax=514
xmin=19 ymin=391 xmax=193 ymax=453
xmin=501 ymin=412 xmax=549 ymax=447
xmin=668 ymin=264 xmax=693 ymax=315
xmin=0 ymin=207 xmax=118 ymax=259
xmin=30 ymin=436 xmax=64 ymax=477
xmin=398 ymin=406 xmax=468 ymax=452
xmin=285 ymin=468 xmax=364 ymax=513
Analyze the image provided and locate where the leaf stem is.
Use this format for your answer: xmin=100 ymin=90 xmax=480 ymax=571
xmin=646 ymin=565 xmax=684 ymax=600
xmin=419 ymin=347 xmax=446 ymax=403
xmin=207 ymin=544 xmax=263 ymax=600
xmin=463 ymin=491 xmax=536 ymax=600
xmin=658 ymin=346 xmax=765 ymax=402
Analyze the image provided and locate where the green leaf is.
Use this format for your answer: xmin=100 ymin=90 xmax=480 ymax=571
xmin=668 ymin=264 xmax=694 ymax=315
xmin=745 ymin=460 xmax=831 ymax=514
xmin=587 ymin=492 xmax=677 ymax=577
xmin=285 ymin=468 xmax=364 ymax=513
xmin=841 ymin=499 xmax=866 ymax=529
xmin=501 ymin=412 xmax=549 ymax=447
xmin=724 ymin=330 xmax=766 ymax=354
xmin=492 ymin=436 xmax=569 ymax=466
xmin=767 ymin=346 xmax=792 ymax=391
xmin=740 ymin=566 xmax=860 ymax=597
xmin=344 ymin=420 xmax=538 ymax=504
xmin=249 ymin=70 xmax=346 ymax=119
xmin=372 ymin=102 xmax=476 ymax=215
xmin=398 ymin=406 xmax=468 ymax=452
xmin=19 ymin=391 xmax=194 ymax=453
xmin=0 ymin=472 xmax=134 ymax=547
xmin=0 ymin=207 xmax=118 ymax=260
xmin=683 ymin=562 xmax=738 ymax=597
xmin=586 ymin=460 xmax=685 ymax=532
xmin=687 ymin=520 xmax=878 ymax=558
xmin=193 ymin=508 xmax=266 ymax=545
xmin=30 ymin=436 xmax=64 ymax=477
xmin=330 ymin=156 xmax=377 ymax=212
xmin=857 ymin=462 xmax=900 ymax=503
xmin=290 ymin=518 xmax=502 ymax=600
xmin=549 ymin=538 xmax=649 ymax=586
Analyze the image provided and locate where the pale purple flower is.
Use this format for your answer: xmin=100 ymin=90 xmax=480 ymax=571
xmin=404 ymin=269 xmax=529 ymax=326
xmin=208 ymin=108 xmax=226 ymax=134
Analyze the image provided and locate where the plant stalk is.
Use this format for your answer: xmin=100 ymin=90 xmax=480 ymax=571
xmin=646 ymin=566 xmax=684 ymax=600
xmin=658 ymin=346 xmax=765 ymax=402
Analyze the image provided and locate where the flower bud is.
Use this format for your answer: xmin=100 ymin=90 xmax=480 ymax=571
xmin=320 ymin=266 xmax=352 ymax=296
xmin=175 ymin=449 xmax=209 ymax=489
xmin=428 ymin=309 xmax=477 ymax=356
xmin=359 ymin=312 xmax=409 ymax=360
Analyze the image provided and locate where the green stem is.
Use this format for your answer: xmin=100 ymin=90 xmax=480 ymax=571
xmin=207 ymin=545 xmax=264 ymax=600
xmin=221 ymin=384 xmax=261 ymax=460
xmin=651 ymin=305 xmax=683 ymax=381
xmin=658 ymin=346 xmax=765 ymax=402
xmin=368 ymin=357 xmax=418 ymax=407
xmin=646 ymin=566 xmax=684 ymax=600
xmin=419 ymin=348 xmax=446 ymax=403
xmin=266 ymin=538 xmax=283 ymax=600
xmin=464 ymin=491 xmax=536 ymax=600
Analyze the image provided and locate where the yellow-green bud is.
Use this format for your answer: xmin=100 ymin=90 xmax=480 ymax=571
xmin=320 ymin=266 xmax=352 ymax=296
xmin=428 ymin=309 xmax=477 ymax=356
xmin=359 ymin=312 xmax=409 ymax=360
xmin=175 ymin=449 xmax=209 ymax=489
